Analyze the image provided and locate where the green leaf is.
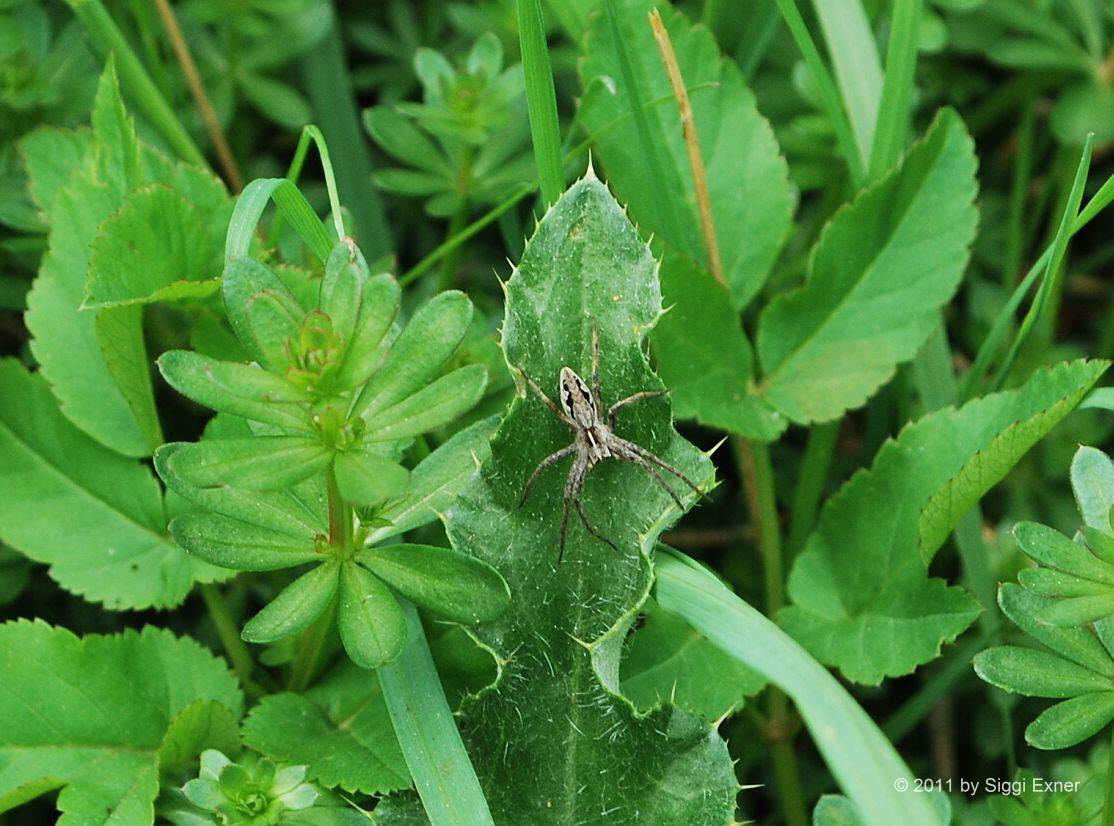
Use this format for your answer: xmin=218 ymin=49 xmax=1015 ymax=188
xmin=997 ymin=583 xmax=1114 ymax=678
xmin=1072 ymin=446 xmax=1114 ymax=533
xmin=94 ymin=304 xmax=163 ymax=452
xmin=157 ymin=701 xmax=241 ymax=775
xmin=1025 ymin=693 xmax=1114 ymax=751
xmin=224 ymin=178 xmax=332 ymax=265
xmin=781 ymin=359 xmax=1107 ymax=684
xmin=221 ymin=257 xmax=299 ymax=356
xmin=246 ymin=290 xmax=304 ymax=373
xmin=19 ymin=126 xmax=94 ymax=219
xmin=337 ymin=561 xmax=407 ymax=669
xmin=0 ymin=360 xmax=226 ymax=609
xmin=435 ymin=177 xmax=734 ymax=822
xmin=651 ymin=251 xmax=786 ymax=441
xmin=363 ymin=364 xmax=488 ymax=442
xmin=333 ymin=272 xmax=400 ymax=390
xmin=654 ymin=550 xmax=941 ymax=826
xmin=352 ymin=290 xmax=473 ymax=419
xmin=1013 ymin=521 xmax=1114 ymax=585
xmin=364 ymin=106 xmax=448 ymax=174
xmin=159 ymin=350 xmax=313 ymax=431
xmin=83 ymin=184 xmax=223 ymax=307
xmin=0 ymin=621 xmax=242 ymax=821
xmin=242 ymin=561 xmax=340 ymax=643
xmin=242 ymin=661 xmax=410 ymax=795
xmin=357 ymin=544 xmax=509 ymax=624
xmin=169 ymin=512 xmax=320 ymax=572
xmin=579 ymin=0 xmax=793 ymax=310
xmin=371 ymin=416 xmax=497 ymax=542
xmin=334 ymin=450 xmax=410 ymax=507
xmin=91 ymin=55 xmax=141 ymax=192
xmin=756 ymin=108 xmax=979 ymax=424
xmin=620 ymin=596 xmax=765 ymax=720
xmin=24 ymin=150 xmax=149 ymax=455
xmin=973 ymin=646 xmax=1113 ymax=698
xmin=166 ymin=436 xmax=331 ymax=491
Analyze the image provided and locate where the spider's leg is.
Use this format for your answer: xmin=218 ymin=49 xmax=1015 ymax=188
xmin=515 ymin=365 xmax=576 ymax=429
xmin=519 ymin=444 xmax=576 ymax=507
xmin=607 ymin=390 xmax=667 ymax=429
xmin=566 ymin=460 xmax=619 ymax=553
xmin=557 ymin=457 xmax=583 ymax=564
xmin=591 ymin=319 xmax=602 ymax=412
xmin=615 ymin=438 xmax=704 ymax=497
xmin=612 ymin=442 xmax=686 ymax=511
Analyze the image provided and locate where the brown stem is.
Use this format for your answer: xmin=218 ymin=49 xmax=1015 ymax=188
xmin=153 ymin=0 xmax=243 ymax=192
xmin=649 ymin=8 xmax=725 ymax=288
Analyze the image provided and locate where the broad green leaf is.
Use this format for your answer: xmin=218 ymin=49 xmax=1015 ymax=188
xmin=433 ymin=177 xmax=735 ymax=823
xmin=158 ymin=350 xmax=312 ymax=431
xmin=1071 ymin=446 xmax=1114 ymax=533
xmin=372 ymin=416 xmax=497 ymax=542
xmin=0 ymin=621 xmax=242 ymax=822
xmin=334 ymin=450 xmax=410 ymax=507
xmin=24 ymin=152 xmax=148 ymax=455
xmin=358 ymin=544 xmax=509 ymax=625
xmin=242 ymin=561 xmax=340 ymax=643
xmin=169 ymin=512 xmax=320 ymax=572
xmin=620 ymin=596 xmax=765 ymax=720
xmin=353 ymin=290 xmax=473 ymax=418
xmin=242 ymin=661 xmax=410 ymax=795
xmin=781 ymin=359 xmax=1107 ymax=684
xmin=166 ymin=436 xmax=331 ymax=491
xmin=90 ymin=55 xmax=141 ymax=192
xmin=756 ymin=108 xmax=979 ymax=424
xmin=579 ymin=0 xmax=793 ymax=310
xmin=1025 ymin=693 xmax=1114 ymax=751
xmin=363 ymin=364 xmax=488 ymax=442
xmin=337 ymin=561 xmax=407 ymax=669
xmin=156 ymin=443 xmax=327 ymax=540
xmin=651 ymin=251 xmax=785 ymax=441
xmin=973 ymin=647 xmax=1112 ymax=698
xmin=18 ymin=126 xmax=93 ymax=219
xmin=157 ymin=701 xmax=241 ymax=775
xmin=654 ymin=551 xmax=941 ymax=826
xmin=0 ymin=360 xmax=226 ymax=610
xmin=83 ymin=185 xmax=222 ymax=307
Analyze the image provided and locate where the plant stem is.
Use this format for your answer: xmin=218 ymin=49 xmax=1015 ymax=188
xmin=152 ymin=0 xmax=242 ymax=192
xmin=786 ymin=420 xmax=839 ymax=555
xmin=379 ymin=599 xmax=495 ymax=825
xmin=649 ymin=7 xmax=724 ymax=287
xmin=198 ymin=582 xmax=256 ymax=692
xmin=1104 ymin=725 xmax=1114 ymax=826
xmin=63 ymin=0 xmax=205 ymax=167
xmin=287 ymin=596 xmax=336 ymax=692
xmin=437 ymin=207 xmax=469 ymax=292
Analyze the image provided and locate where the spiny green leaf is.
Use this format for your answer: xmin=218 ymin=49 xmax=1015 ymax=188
xmin=757 ymin=108 xmax=978 ymax=424
xmin=242 ymin=561 xmax=340 ymax=643
xmin=0 ymin=621 xmax=242 ymax=821
xmin=0 ymin=360 xmax=227 ymax=610
xmin=337 ymin=561 xmax=407 ymax=669
xmin=579 ymin=0 xmax=793 ymax=310
xmin=781 ymin=359 xmax=1106 ymax=684
xmin=435 ymin=176 xmax=735 ymax=823
xmin=357 ymin=544 xmax=509 ymax=625
xmin=242 ymin=661 xmax=410 ymax=795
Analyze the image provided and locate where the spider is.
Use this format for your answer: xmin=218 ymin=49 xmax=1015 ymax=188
xmin=516 ymin=322 xmax=704 ymax=562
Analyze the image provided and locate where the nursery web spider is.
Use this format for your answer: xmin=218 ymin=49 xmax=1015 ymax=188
xmin=516 ymin=322 xmax=703 ymax=562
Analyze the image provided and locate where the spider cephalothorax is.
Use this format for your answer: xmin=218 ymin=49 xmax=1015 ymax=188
xmin=517 ymin=322 xmax=703 ymax=562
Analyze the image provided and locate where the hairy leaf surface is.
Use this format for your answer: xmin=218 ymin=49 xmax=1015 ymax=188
xmin=781 ymin=359 xmax=1107 ymax=684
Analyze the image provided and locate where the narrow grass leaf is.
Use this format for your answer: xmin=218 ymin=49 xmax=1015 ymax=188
xmin=517 ymin=0 xmax=564 ymax=204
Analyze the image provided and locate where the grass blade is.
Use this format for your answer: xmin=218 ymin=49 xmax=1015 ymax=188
xmin=991 ymin=135 xmax=1095 ymax=392
xmin=517 ymin=0 xmax=564 ymax=205
xmin=63 ymin=0 xmax=205 ymax=168
xmin=868 ymin=0 xmax=924 ymax=180
xmin=813 ymin=0 xmax=882 ymax=170
xmin=225 ymin=178 xmax=333 ymax=265
xmin=655 ymin=549 xmax=942 ymax=826
xmin=378 ymin=600 xmax=494 ymax=826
